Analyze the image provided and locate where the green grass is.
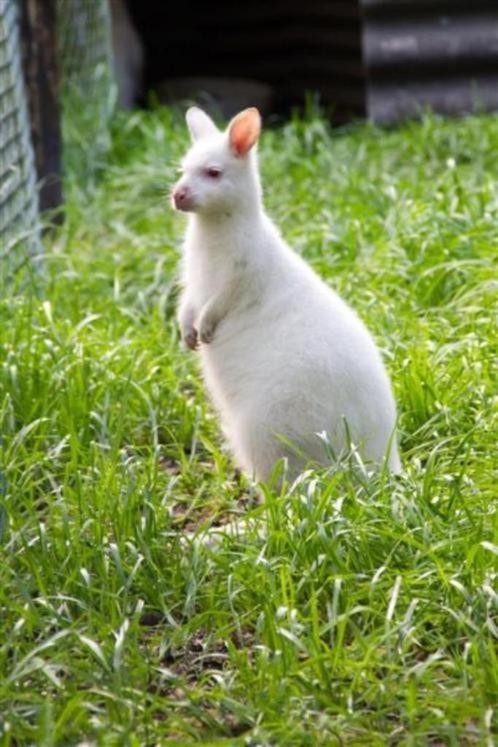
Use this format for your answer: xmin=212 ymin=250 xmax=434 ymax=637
xmin=1 ymin=107 xmax=497 ymax=745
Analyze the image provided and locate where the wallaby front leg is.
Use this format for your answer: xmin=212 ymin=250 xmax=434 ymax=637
xmin=178 ymin=297 xmax=199 ymax=351
xmin=197 ymin=292 xmax=232 ymax=344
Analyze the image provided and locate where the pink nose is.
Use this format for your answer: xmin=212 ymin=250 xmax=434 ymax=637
xmin=173 ymin=186 xmax=190 ymax=208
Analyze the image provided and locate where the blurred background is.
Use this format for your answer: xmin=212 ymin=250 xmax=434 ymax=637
xmin=2 ymin=0 xmax=498 ymax=268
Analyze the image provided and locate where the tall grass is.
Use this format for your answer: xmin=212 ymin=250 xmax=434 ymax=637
xmin=0 ymin=107 xmax=497 ymax=744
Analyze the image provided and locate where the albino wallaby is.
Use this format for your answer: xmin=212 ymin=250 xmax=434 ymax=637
xmin=172 ymin=107 xmax=401 ymax=481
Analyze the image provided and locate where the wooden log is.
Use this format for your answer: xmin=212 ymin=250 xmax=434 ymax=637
xmin=20 ymin=0 xmax=63 ymax=220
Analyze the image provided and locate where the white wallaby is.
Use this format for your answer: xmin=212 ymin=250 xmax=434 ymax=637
xmin=172 ymin=106 xmax=401 ymax=481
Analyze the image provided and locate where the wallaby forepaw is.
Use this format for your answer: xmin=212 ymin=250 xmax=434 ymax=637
xmin=198 ymin=318 xmax=216 ymax=344
xmin=200 ymin=327 xmax=215 ymax=344
xmin=184 ymin=327 xmax=199 ymax=351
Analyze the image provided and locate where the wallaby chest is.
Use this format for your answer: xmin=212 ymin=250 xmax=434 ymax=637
xmin=184 ymin=240 xmax=240 ymax=308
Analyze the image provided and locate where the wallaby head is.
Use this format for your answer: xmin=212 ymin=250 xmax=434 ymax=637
xmin=171 ymin=107 xmax=262 ymax=217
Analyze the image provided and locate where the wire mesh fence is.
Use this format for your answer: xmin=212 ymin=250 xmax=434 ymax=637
xmin=0 ymin=0 xmax=114 ymax=280
xmin=56 ymin=0 xmax=114 ymax=182
xmin=0 ymin=0 xmax=40 ymax=274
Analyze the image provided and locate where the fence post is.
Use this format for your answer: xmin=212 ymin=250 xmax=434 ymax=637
xmin=20 ymin=0 xmax=63 ymax=221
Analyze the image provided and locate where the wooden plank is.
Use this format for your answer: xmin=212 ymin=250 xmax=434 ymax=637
xmin=363 ymin=12 xmax=498 ymax=69
xmin=20 ymin=0 xmax=63 ymax=219
xmin=195 ymin=27 xmax=360 ymax=52
xmin=367 ymin=73 xmax=498 ymax=122
xmin=361 ymin=0 xmax=497 ymax=10
xmin=362 ymin=0 xmax=498 ymax=122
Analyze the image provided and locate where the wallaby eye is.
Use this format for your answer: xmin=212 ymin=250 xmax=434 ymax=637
xmin=204 ymin=167 xmax=222 ymax=179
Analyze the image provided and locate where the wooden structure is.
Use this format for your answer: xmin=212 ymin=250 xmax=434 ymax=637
xmin=129 ymin=0 xmax=498 ymax=124
xmin=129 ymin=1 xmax=365 ymax=122
xmin=21 ymin=0 xmax=63 ymax=217
xmin=362 ymin=0 xmax=498 ymax=123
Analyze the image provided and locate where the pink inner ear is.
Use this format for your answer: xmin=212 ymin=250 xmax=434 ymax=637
xmin=229 ymin=109 xmax=261 ymax=156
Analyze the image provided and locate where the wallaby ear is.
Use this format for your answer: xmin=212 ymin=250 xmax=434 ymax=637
xmin=228 ymin=107 xmax=261 ymax=157
xmin=186 ymin=107 xmax=219 ymax=141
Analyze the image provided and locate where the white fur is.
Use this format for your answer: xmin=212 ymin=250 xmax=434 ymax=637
xmin=173 ymin=108 xmax=401 ymax=481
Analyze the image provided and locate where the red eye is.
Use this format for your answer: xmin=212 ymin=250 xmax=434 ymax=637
xmin=205 ymin=167 xmax=222 ymax=179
